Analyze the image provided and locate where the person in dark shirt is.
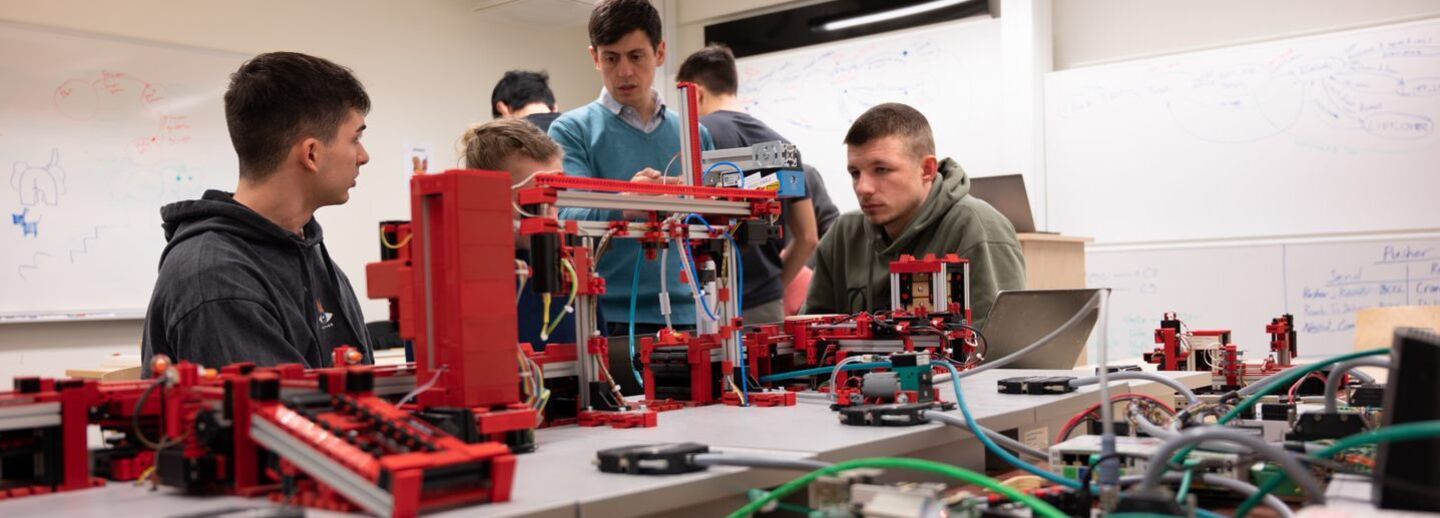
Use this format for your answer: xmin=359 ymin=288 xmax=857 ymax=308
xmin=460 ymin=118 xmax=604 ymax=349
xmin=491 ymin=70 xmax=562 ymax=132
xmin=676 ymin=44 xmax=841 ymax=322
xmin=142 ymin=52 xmax=374 ymax=375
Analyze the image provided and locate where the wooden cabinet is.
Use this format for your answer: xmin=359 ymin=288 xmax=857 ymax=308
xmin=1017 ymin=233 xmax=1092 ymax=289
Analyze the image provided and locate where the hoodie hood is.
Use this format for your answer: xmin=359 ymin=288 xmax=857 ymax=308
xmin=160 ymin=190 xmax=322 ymax=265
xmin=872 ymin=158 xmax=971 ymax=254
xmin=802 ymin=156 xmax=1026 ymax=328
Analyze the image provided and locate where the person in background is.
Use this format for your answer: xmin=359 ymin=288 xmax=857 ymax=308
xmin=142 ymin=52 xmax=373 ymax=375
xmin=675 ymin=43 xmax=841 ymax=322
xmin=460 ymin=118 xmax=602 ymax=349
xmin=804 ymin=103 xmax=1025 ymax=328
xmin=549 ymin=0 xmax=714 ymax=337
xmin=491 ymin=70 xmax=562 ymax=132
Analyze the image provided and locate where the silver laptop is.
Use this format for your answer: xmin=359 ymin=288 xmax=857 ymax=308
xmin=979 ymin=289 xmax=1100 ymax=369
xmin=969 ymin=174 xmax=1037 ymax=233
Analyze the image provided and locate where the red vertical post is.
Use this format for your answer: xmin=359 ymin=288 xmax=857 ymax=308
xmin=228 ymin=376 xmax=258 ymax=490
xmin=408 ymin=170 xmax=520 ymax=408
xmin=58 ymin=382 xmax=92 ymax=491
xmin=677 ymin=82 xmax=705 ymax=187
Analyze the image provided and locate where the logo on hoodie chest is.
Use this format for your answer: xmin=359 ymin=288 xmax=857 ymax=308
xmin=316 ymin=300 xmax=334 ymax=329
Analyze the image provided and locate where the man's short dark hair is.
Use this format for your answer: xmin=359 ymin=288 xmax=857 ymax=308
xmin=589 ymin=0 xmax=662 ymax=49
xmin=843 ymin=103 xmax=936 ymax=161
xmin=491 ymin=70 xmax=556 ymax=119
xmin=676 ymin=44 xmax=738 ymax=96
xmin=224 ymin=52 xmax=370 ymax=181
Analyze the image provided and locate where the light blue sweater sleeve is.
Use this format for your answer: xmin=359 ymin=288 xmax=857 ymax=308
xmin=543 ymin=105 xmax=715 ymax=326
xmin=550 ymin=110 xmax=621 ymax=222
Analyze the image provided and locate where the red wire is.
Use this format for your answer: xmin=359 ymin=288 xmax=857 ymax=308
xmin=1056 ymin=392 xmax=1178 ymax=442
xmin=1288 ymin=371 xmax=1327 ymax=401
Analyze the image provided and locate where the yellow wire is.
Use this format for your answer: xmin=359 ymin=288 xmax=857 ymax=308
xmin=135 ymin=465 xmax=157 ymax=486
xmin=378 ymin=227 xmax=413 ymax=250
xmin=728 ymin=376 xmax=748 ymax=405
xmin=540 ymin=293 xmax=552 ymax=339
xmin=541 ymin=259 xmax=580 ymax=339
xmin=517 ymin=351 xmax=535 ymax=405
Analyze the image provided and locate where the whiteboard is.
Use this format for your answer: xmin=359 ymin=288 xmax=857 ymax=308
xmin=0 ymin=23 xmax=245 ymax=321
xmin=735 ymin=17 xmax=1004 ymax=214
xmin=1088 ymin=234 xmax=1440 ymax=362
xmin=1046 ymin=17 xmax=1440 ymax=243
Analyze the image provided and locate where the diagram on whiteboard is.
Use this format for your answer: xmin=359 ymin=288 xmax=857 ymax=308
xmin=10 ymin=208 xmax=39 ymax=237
xmin=1046 ymin=18 xmax=1440 ymax=243
xmin=10 ymin=149 xmax=67 ymax=207
xmin=1054 ymin=30 xmax=1440 ymax=149
xmin=736 ymin=19 xmax=1004 ymax=213
xmin=5 ymin=70 xmax=218 ymax=282
xmin=1 ymin=22 xmax=242 ymax=317
xmin=1087 ymin=238 xmax=1440 ymax=361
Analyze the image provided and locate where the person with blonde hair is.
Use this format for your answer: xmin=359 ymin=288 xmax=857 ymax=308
xmin=459 ymin=118 xmax=601 ymax=350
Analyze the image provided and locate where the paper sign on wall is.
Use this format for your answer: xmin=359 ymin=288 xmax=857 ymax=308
xmin=402 ymin=141 xmax=434 ymax=176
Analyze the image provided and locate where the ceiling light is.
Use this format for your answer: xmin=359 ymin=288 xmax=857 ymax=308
xmin=820 ymin=0 xmax=973 ymax=31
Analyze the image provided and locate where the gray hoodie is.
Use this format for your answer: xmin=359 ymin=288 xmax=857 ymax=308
xmin=141 ymin=190 xmax=372 ymax=376
xmin=803 ymin=158 xmax=1026 ymax=328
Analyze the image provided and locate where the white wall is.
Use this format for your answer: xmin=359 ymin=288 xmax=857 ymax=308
xmin=0 ymin=0 xmax=600 ymax=385
xmin=1052 ymin=0 xmax=1440 ymax=69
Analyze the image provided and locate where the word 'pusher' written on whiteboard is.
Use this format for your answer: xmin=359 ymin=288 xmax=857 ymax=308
xmin=1047 ymin=17 xmax=1440 ymax=244
xmin=0 ymin=22 xmax=245 ymax=321
xmin=1089 ymin=236 xmax=1440 ymax=360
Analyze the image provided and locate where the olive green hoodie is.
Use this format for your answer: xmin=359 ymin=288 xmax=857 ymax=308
xmin=803 ymin=158 xmax=1026 ymax=328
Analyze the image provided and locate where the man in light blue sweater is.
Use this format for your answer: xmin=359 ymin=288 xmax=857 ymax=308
xmin=550 ymin=0 xmax=713 ymax=337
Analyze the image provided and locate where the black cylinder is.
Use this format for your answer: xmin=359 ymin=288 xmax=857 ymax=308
xmin=530 ymin=233 xmax=561 ymax=294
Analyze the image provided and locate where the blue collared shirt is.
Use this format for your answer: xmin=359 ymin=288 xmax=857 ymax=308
xmin=598 ymin=87 xmax=666 ymax=133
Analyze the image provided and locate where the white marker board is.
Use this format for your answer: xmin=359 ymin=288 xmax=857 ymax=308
xmin=1089 ymin=234 xmax=1440 ymax=362
xmin=0 ymin=22 xmax=245 ymax=321
xmin=1046 ymin=17 xmax=1440 ymax=244
xmin=735 ymin=17 xmax=1005 ymax=214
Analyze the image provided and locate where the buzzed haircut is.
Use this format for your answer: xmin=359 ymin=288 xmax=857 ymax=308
xmin=491 ymin=70 xmax=556 ymax=119
xmin=842 ymin=102 xmax=936 ymax=160
xmin=460 ymin=118 xmax=562 ymax=171
xmin=589 ymin=0 xmax=662 ymax=49
xmin=224 ymin=52 xmax=371 ymax=181
xmin=676 ymin=44 xmax=738 ymax=96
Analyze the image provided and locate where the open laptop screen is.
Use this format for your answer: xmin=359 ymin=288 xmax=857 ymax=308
xmin=979 ymin=289 xmax=1100 ymax=369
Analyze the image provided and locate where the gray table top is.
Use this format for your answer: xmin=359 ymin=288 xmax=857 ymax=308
xmin=0 ymin=368 xmax=1208 ymax=517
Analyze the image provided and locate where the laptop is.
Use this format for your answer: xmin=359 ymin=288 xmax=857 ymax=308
xmin=969 ymin=174 xmax=1037 ymax=233
xmin=979 ymin=289 xmax=1101 ymax=369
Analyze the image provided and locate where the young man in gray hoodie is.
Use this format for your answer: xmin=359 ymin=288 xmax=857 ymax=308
xmin=141 ymin=52 xmax=374 ymax=375
xmin=804 ymin=103 xmax=1025 ymax=328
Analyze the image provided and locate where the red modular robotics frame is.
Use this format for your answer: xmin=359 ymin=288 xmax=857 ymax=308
xmin=731 ymin=254 xmax=983 ymax=395
xmin=889 ymin=253 xmax=973 ymax=321
xmin=1145 ymin=312 xmax=1304 ymax=391
xmin=506 ymin=82 xmax=791 ymax=413
xmin=1146 ymin=312 xmax=1232 ymax=372
xmin=0 ymin=377 xmax=115 ymax=500
xmin=367 ymin=170 xmax=539 ymax=446
xmin=0 ymin=347 xmax=517 ymax=517
xmin=518 ymin=175 xmax=788 ymax=411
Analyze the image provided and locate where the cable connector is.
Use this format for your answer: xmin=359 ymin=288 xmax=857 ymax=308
xmin=998 ymin=376 xmax=1078 ymax=395
xmin=596 ymin=443 xmax=709 ymax=475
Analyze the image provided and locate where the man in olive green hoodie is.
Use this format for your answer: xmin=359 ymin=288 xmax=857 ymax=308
xmin=803 ymin=103 xmax=1025 ymax=328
